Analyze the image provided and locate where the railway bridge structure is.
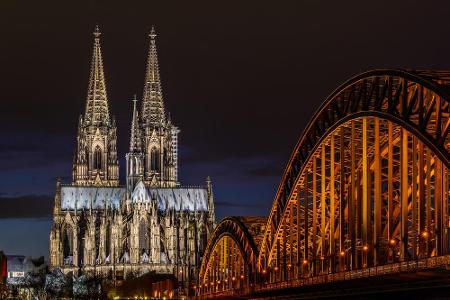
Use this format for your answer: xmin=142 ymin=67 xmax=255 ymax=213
xmin=197 ymin=69 xmax=450 ymax=298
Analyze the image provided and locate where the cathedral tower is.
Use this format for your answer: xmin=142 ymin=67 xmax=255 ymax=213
xmin=140 ymin=27 xmax=179 ymax=187
xmin=72 ymin=25 xmax=119 ymax=186
xmin=51 ymin=27 xmax=215 ymax=296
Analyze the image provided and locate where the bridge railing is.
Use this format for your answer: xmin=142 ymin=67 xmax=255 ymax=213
xmin=198 ymin=254 xmax=450 ymax=297
xmin=258 ymin=254 xmax=450 ymax=293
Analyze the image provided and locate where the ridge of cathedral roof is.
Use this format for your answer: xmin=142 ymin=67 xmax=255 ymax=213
xmin=128 ymin=181 xmax=209 ymax=211
xmin=141 ymin=26 xmax=166 ymax=126
xmin=84 ymin=24 xmax=110 ymax=126
xmin=60 ymin=182 xmax=208 ymax=190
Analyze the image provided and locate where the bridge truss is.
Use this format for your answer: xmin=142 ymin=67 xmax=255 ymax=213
xmin=197 ymin=69 xmax=450 ymax=297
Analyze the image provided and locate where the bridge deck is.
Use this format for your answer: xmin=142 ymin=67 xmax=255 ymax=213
xmin=248 ymin=271 xmax=450 ymax=299
xmin=199 ymin=254 xmax=450 ymax=299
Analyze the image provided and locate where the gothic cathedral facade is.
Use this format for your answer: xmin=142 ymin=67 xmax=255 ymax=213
xmin=49 ymin=26 xmax=216 ymax=287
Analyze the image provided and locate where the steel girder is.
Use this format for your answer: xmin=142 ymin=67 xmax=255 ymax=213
xmin=198 ymin=217 xmax=265 ymax=294
xmin=258 ymin=69 xmax=450 ymax=275
xmin=260 ymin=117 xmax=448 ymax=278
xmin=198 ymin=69 xmax=450 ymax=296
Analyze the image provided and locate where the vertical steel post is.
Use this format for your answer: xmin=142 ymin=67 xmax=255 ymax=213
xmin=362 ymin=117 xmax=368 ymax=267
xmin=443 ymin=167 xmax=449 ymax=255
xmin=418 ymin=141 xmax=425 ymax=258
xmin=304 ymin=181 xmax=309 ymax=276
xmin=339 ymin=127 xmax=346 ymax=271
xmin=426 ymin=148 xmax=431 ymax=256
xmin=330 ymin=134 xmax=336 ymax=273
xmin=312 ymin=159 xmax=317 ymax=275
xmin=321 ymin=145 xmax=326 ymax=273
xmin=374 ymin=118 xmax=381 ymax=265
xmin=297 ymin=188 xmax=302 ymax=278
xmin=400 ymin=128 xmax=409 ymax=261
xmin=435 ymin=158 xmax=443 ymax=256
xmin=350 ymin=120 xmax=356 ymax=269
xmin=283 ymin=212 xmax=287 ymax=281
xmin=387 ymin=121 xmax=394 ymax=248
xmin=412 ymin=137 xmax=418 ymax=258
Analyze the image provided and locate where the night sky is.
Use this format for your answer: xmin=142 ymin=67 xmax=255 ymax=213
xmin=2 ymin=0 xmax=450 ymax=259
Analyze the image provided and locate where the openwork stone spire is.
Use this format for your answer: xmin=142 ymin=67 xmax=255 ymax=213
xmin=129 ymin=95 xmax=142 ymax=152
xmin=72 ymin=25 xmax=119 ymax=186
xmin=141 ymin=26 xmax=165 ymax=126
xmin=84 ymin=25 xmax=110 ymax=126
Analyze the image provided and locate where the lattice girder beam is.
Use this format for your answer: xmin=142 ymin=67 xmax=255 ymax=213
xmin=260 ymin=116 xmax=449 ymax=281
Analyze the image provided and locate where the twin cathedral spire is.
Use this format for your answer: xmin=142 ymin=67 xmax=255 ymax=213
xmin=72 ymin=25 xmax=179 ymax=190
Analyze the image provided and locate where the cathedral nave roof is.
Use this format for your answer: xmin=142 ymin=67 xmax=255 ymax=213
xmin=60 ymin=182 xmax=209 ymax=212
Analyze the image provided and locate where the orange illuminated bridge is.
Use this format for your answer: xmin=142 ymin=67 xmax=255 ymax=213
xmin=197 ymin=69 xmax=450 ymax=298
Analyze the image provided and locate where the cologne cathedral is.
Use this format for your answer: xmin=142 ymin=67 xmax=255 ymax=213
xmin=49 ymin=26 xmax=216 ymax=286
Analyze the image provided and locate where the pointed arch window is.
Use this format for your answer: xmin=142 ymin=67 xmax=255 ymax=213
xmin=129 ymin=157 xmax=134 ymax=175
xmin=63 ymin=226 xmax=74 ymax=264
xmin=134 ymin=156 xmax=141 ymax=174
xmin=200 ymin=226 xmax=208 ymax=253
xmin=77 ymin=216 xmax=87 ymax=266
xmin=150 ymin=147 xmax=160 ymax=172
xmin=94 ymin=146 xmax=102 ymax=170
xmin=139 ymin=219 xmax=148 ymax=253
xmin=105 ymin=222 xmax=111 ymax=258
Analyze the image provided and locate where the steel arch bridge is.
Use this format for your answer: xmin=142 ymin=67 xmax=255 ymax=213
xmin=197 ymin=69 xmax=450 ymax=297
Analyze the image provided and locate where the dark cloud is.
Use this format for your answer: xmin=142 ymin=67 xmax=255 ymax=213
xmin=215 ymin=201 xmax=261 ymax=209
xmin=236 ymin=156 xmax=287 ymax=179
xmin=0 ymin=195 xmax=54 ymax=219
xmin=3 ymin=0 xmax=449 ymax=189
xmin=0 ymin=133 xmax=73 ymax=172
xmin=1 ymin=0 xmax=450 ymax=256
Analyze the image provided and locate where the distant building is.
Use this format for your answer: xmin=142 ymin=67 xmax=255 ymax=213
xmin=49 ymin=26 xmax=216 ymax=291
xmin=6 ymin=255 xmax=46 ymax=284
xmin=0 ymin=251 xmax=7 ymax=284
xmin=7 ymin=256 xmax=25 ymax=281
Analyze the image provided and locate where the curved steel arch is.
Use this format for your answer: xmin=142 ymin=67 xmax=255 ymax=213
xmin=199 ymin=217 xmax=264 ymax=284
xmin=258 ymin=69 xmax=450 ymax=269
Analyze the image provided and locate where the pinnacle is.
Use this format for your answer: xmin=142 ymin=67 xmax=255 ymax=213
xmin=149 ymin=26 xmax=157 ymax=39
xmin=94 ymin=24 xmax=101 ymax=38
xmin=129 ymin=94 xmax=141 ymax=152
xmin=132 ymin=94 xmax=138 ymax=105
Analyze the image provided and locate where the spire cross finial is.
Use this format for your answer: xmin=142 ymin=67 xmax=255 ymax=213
xmin=94 ymin=24 xmax=101 ymax=39
xmin=149 ymin=26 xmax=157 ymax=39
xmin=132 ymin=94 xmax=138 ymax=107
